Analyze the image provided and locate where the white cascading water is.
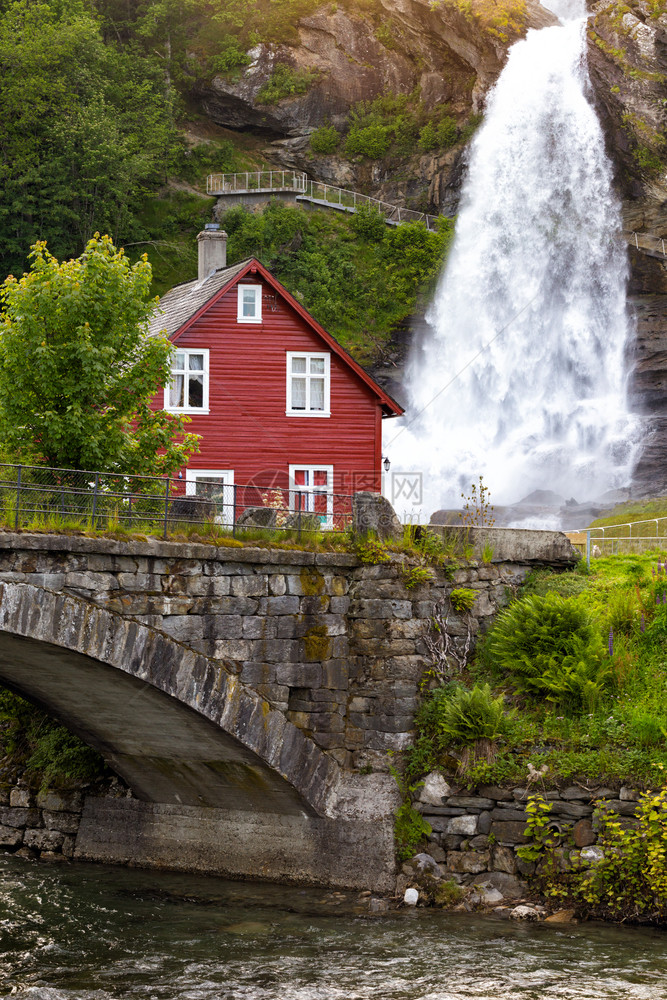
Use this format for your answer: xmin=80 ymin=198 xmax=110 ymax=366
xmin=386 ymin=0 xmax=640 ymax=524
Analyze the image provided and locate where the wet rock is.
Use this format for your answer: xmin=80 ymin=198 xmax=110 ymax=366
xmin=472 ymin=871 xmax=525 ymax=900
xmin=545 ymin=908 xmax=577 ymax=924
xmin=510 ymin=905 xmax=541 ymax=921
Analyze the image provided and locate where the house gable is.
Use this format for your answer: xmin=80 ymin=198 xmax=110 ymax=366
xmin=165 ymin=258 xmax=403 ymax=419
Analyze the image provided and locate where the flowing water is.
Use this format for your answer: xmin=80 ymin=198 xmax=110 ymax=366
xmin=2 ymin=855 xmax=667 ymax=999
xmin=387 ymin=0 xmax=640 ymax=521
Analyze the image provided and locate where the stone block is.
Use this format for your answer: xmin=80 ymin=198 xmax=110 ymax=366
xmin=61 ymin=835 xmax=76 ymax=857
xmin=321 ymin=660 xmax=348 ymax=689
xmin=549 ymin=801 xmax=593 ymax=819
xmin=242 ymin=616 xmax=276 ymax=640
xmin=255 ymin=639 xmax=300 ymax=663
xmin=491 ymin=846 xmax=518 ymax=874
xmin=0 ymin=825 xmax=23 ymax=847
xmin=211 ymin=639 xmax=252 ymax=661
xmin=447 ymin=815 xmax=477 ymax=836
xmin=300 ymin=595 xmax=330 ymax=615
xmin=477 ymin=811 xmax=493 ymax=835
xmin=490 ymin=807 xmax=526 ymax=823
xmin=269 ymin=574 xmax=286 ymax=596
xmin=0 ymin=807 xmax=41 ymax=829
xmin=36 ymin=790 xmax=83 ymax=812
xmin=43 ymin=810 xmax=80 ymax=834
xmin=490 ymin=821 xmax=529 ymax=845
xmin=348 ymin=599 xmax=412 ymax=619
xmin=206 ymin=616 xmax=243 ymax=640
xmin=478 ymin=785 xmax=514 ymax=801
xmin=446 ymin=850 xmax=490 ymax=874
xmin=24 ymin=828 xmax=64 ymax=852
xmin=159 ymin=616 xmax=204 ymax=643
xmin=276 ymin=663 xmax=322 ymax=687
xmin=257 ymin=595 xmax=300 ymax=615
xmin=9 ymin=788 xmax=32 ymax=808
xmin=240 ymin=661 xmax=276 ymax=685
xmin=231 ymin=575 xmax=267 ymax=597
xmin=572 ymin=819 xmax=596 ymax=847
xmin=446 ymin=796 xmax=495 ymax=811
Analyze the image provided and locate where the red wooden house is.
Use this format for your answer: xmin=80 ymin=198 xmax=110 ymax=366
xmin=148 ymin=225 xmax=403 ymax=526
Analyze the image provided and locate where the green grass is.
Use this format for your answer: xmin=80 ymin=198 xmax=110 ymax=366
xmin=408 ymin=552 xmax=667 ymax=788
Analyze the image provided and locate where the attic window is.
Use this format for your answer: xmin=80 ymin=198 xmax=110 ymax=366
xmin=237 ymin=284 xmax=262 ymax=323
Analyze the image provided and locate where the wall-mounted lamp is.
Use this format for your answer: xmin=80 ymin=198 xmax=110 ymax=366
xmin=383 ymin=456 xmax=391 ymax=473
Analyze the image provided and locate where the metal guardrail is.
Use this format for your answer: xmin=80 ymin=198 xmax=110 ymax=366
xmin=0 ymin=463 xmax=357 ymax=540
xmin=566 ymin=515 xmax=667 ymax=565
xmin=206 ymin=170 xmax=441 ymax=231
xmin=627 ymin=231 xmax=667 ymax=257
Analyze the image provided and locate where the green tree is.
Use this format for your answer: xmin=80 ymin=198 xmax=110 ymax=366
xmin=0 ymin=235 xmax=199 ymax=474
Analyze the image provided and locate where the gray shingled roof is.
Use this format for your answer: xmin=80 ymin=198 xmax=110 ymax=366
xmin=147 ymin=259 xmax=251 ymax=339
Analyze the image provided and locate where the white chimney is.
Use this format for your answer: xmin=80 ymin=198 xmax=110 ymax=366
xmin=197 ymin=224 xmax=227 ymax=280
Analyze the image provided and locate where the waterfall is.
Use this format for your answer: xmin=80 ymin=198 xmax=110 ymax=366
xmin=387 ymin=0 xmax=640 ymax=524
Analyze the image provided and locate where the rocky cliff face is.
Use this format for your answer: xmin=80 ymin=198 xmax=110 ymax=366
xmin=585 ymin=0 xmax=667 ymax=495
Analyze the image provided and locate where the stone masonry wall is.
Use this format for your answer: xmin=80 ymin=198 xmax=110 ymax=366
xmin=0 ymin=532 xmax=576 ymax=769
xmin=406 ymin=775 xmax=644 ymax=898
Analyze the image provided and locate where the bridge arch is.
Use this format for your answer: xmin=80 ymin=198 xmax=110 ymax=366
xmin=0 ymin=583 xmax=339 ymax=817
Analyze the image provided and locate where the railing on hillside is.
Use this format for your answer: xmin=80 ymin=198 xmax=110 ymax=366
xmin=0 ymin=464 xmax=359 ymax=540
xmin=566 ymin=515 xmax=667 ymax=565
xmin=206 ymin=170 xmax=441 ymax=231
xmin=206 ymin=170 xmax=308 ymax=195
xmin=627 ymin=232 xmax=667 ymax=257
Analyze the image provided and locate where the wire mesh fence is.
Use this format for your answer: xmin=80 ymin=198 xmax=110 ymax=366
xmin=0 ymin=464 xmax=356 ymax=540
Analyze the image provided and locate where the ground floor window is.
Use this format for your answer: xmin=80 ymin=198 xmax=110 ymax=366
xmin=185 ymin=469 xmax=235 ymax=525
xmin=289 ymin=465 xmax=333 ymax=528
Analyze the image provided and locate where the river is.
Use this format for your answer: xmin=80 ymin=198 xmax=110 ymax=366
xmin=1 ymin=855 xmax=667 ymax=999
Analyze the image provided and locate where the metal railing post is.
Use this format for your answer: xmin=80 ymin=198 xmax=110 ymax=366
xmin=15 ymin=465 xmax=21 ymax=530
xmin=163 ymin=477 xmax=170 ymax=539
xmin=92 ymin=473 xmax=99 ymax=525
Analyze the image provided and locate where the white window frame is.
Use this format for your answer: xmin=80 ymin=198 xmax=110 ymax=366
xmin=185 ymin=469 xmax=235 ymax=526
xmin=237 ymin=284 xmax=262 ymax=323
xmin=164 ymin=348 xmax=210 ymax=414
xmin=289 ymin=465 xmax=334 ymax=528
xmin=286 ymin=352 xmax=331 ymax=417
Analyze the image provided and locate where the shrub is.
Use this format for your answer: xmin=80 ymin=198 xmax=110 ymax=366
xmin=344 ymin=124 xmax=392 ymax=158
xmin=309 ymin=124 xmax=341 ymax=154
xmin=483 ymin=593 xmax=609 ymax=710
xmin=350 ymin=204 xmax=387 ymax=241
xmin=417 ymin=683 xmax=510 ymax=744
xmin=256 ymin=63 xmax=318 ymax=104
xmin=450 ymin=587 xmax=476 ymax=613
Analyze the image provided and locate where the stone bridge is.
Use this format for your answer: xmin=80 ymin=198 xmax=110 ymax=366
xmin=0 ymin=530 xmax=577 ymax=889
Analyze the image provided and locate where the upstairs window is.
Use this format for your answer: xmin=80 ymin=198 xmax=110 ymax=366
xmin=286 ymin=352 xmax=330 ymax=416
xmin=165 ymin=348 xmax=209 ymax=413
xmin=237 ymin=284 xmax=262 ymax=323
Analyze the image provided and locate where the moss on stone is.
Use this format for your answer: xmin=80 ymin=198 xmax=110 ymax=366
xmin=303 ymin=624 xmax=332 ymax=661
xmin=300 ymin=567 xmax=325 ymax=596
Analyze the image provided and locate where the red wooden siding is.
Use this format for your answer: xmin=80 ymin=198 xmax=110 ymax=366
xmin=152 ymin=273 xmax=386 ymax=495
